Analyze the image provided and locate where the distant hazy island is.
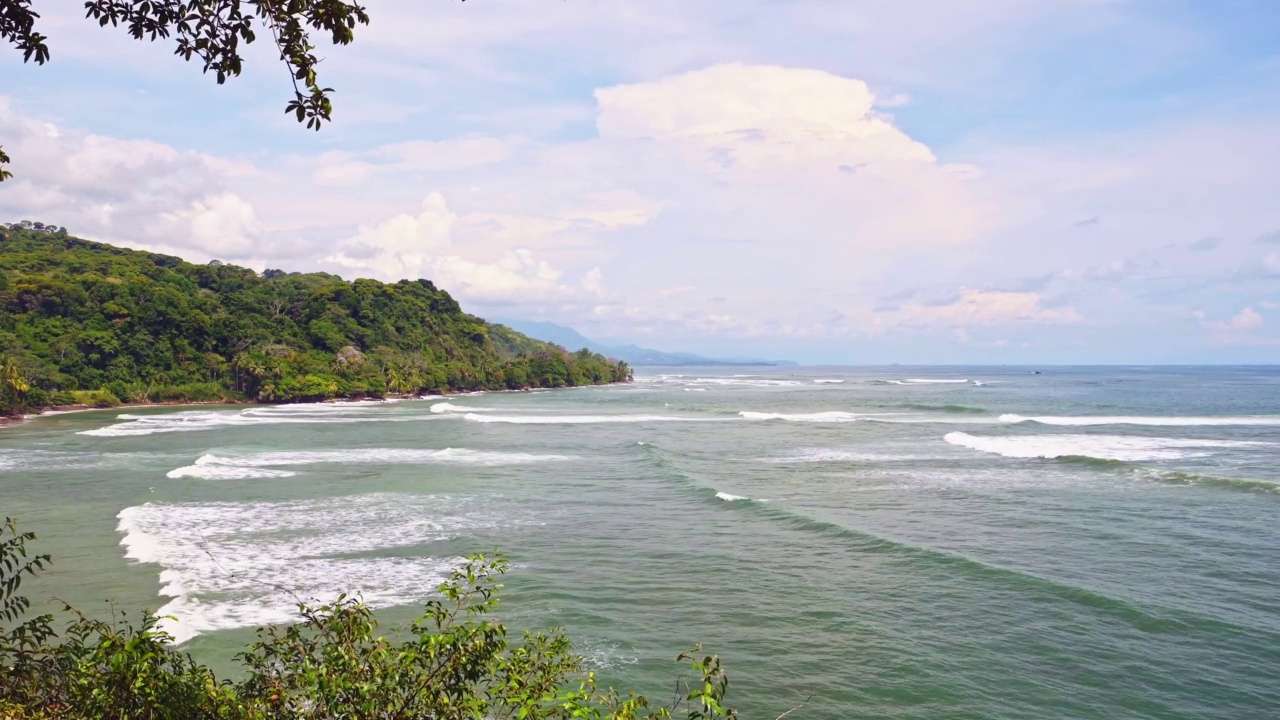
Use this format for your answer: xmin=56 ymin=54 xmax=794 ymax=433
xmin=0 ymin=226 xmax=631 ymax=416
xmin=497 ymin=319 xmax=796 ymax=367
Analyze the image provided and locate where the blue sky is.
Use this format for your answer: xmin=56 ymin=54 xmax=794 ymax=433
xmin=2 ymin=0 xmax=1279 ymax=363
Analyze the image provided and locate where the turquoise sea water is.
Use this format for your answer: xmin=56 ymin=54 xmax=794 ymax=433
xmin=2 ymin=366 xmax=1279 ymax=718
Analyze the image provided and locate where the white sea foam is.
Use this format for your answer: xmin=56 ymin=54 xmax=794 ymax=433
xmin=166 ymin=464 xmax=298 ymax=480
xmin=641 ymin=376 xmax=802 ymax=388
xmin=79 ymin=405 xmax=429 ymax=437
xmin=761 ymin=449 xmax=936 ymax=463
xmin=244 ymin=399 xmax=398 ymax=413
xmin=999 ymin=413 xmax=1280 ymax=427
xmin=715 ymin=491 xmax=748 ymax=501
xmin=691 ymin=378 xmax=802 ymax=387
xmin=740 ymin=409 xmax=1014 ymax=425
xmin=429 ymin=402 xmax=489 ymax=414
xmin=463 ymin=414 xmax=701 ymax=424
xmin=944 ymin=432 xmax=1268 ymax=461
xmin=863 ymin=415 xmax=1007 ymax=425
xmin=116 ymin=493 xmax=509 ymax=643
xmin=903 ymin=378 xmax=970 ymax=384
xmin=813 ymin=379 xmax=845 ymax=384
xmin=166 ymin=448 xmax=575 ymax=479
xmin=739 ymin=411 xmax=867 ymax=423
xmin=576 ymin=638 xmax=640 ymax=670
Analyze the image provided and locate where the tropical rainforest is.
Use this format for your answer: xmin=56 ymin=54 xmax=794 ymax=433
xmin=0 ymin=226 xmax=631 ymax=415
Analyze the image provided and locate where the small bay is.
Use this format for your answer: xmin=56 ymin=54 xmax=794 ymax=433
xmin=3 ymin=365 xmax=1278 ymax=719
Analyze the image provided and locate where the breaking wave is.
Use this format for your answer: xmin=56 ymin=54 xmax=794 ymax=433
xmin=116 ymin=493 xmax=501 ymax=644
xmin=429 ymin=402 xmax=489 ymax=414
xmin=944 ymin=432 xmax=1268 ymax=462
xmin=80 ymin=405 xmax=421 ymax=437
xmin=739 ymin=411 xmax=867 ymax=423
xmin=1000 ymin=414 xmax=1280 ymax=427
xmin=761 ymin=449 xmax=938 ymax=463
xmin=166 ymin=448 xmax=576 ymax=479
xmin=463 ymin=414 xmax=704 ymax=424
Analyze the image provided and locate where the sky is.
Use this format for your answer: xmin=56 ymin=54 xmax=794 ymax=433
xmin=2 ymin=0 xmax=1279 ymax=364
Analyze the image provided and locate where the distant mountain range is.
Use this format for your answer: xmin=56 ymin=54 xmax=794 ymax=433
xmin=495 ymin=320 xmax=796 ymax=367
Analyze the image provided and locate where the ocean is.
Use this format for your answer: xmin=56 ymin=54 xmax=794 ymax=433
xmin=2 ymin=366 xmax=1278 ymax=719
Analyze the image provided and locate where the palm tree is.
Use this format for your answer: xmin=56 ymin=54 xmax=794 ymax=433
xmin=2 ymin=356 xmax=30 ymax=394
xmin=385 ymin=365 xmax=405 ymax=394
xmin=1 ymin=354 xmax=30 ymax=414
xmin=232 ymin=353 xmax=266 ymax=393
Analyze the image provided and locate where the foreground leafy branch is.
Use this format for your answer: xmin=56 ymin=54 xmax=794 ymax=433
xmin=0 ymin=518 xmax=750 ymax=719
xmin=0 ymin=0 xmax=395 ymax=180
xmin=4 ymin=0 xmax=373 ymax=124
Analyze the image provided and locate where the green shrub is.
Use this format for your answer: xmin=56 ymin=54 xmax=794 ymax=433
xmin=148 ymin=383 xmax=236 ymax=403
xmin=46 ymin=392 xmax=76 ymax=407
xmin=67 ymin=390 xmax=119 ymax=408
xmin=103 ymin=381 xmax=131 ymax=405
xmin=17 ymin=389 xmax=45 ymax=409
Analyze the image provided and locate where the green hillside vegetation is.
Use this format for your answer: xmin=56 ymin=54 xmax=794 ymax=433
xmin=0 ymin=228 xmax=630 ymax=415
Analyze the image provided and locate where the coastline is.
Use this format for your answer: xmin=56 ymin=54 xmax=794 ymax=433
xmin=0 ymin=382 xmax=624 ymax=431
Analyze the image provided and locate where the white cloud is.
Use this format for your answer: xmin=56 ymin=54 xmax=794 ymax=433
xmin=153 ymin=193 xmax=263 ymax=256
xmin=589 ymin=64 xmax=993 ymax=251
xmin=1198 ymin=307 xmax=1270 ymax=344
xmin=0 ymin=96 xmax=282 ymax=267
xmin=344 ymin=192 xmax=455 ymax=270
xmin=880 ymin=289 xmax=1083 ymax=328
xmin=596 ymin=63 xmax=934 ymax=165
xmin=1230 ymin=307 xmax=1264 ymax=330
xmin=325 ymin=193 xmax=606 ymax=305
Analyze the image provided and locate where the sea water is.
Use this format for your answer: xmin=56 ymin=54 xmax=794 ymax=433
xmin=2 ymin=366 xmax=1278 ymax=719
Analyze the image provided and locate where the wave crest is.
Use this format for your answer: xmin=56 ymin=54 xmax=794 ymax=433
xmin=1000 ymin=414 xmax=1280 ymax=427
xmin=165 ymin=448 xmax=575 ymax=479
xmin=463 ymin=414 xmax=698 ymax=424
xmin=739 ymin=411 xmax=864 ymax=423
xmin=116 ymin=494 xmax=492 ymax=643
xmin=944 ymin=432 xmax=1266 ymax=462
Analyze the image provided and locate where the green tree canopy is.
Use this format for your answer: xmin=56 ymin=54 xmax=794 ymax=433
xmin=0 ymin=228 xmax=631 ymax=414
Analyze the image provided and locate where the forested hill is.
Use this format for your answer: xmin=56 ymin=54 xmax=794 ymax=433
xmin=0 ymin=228 xmax=630 ymax=413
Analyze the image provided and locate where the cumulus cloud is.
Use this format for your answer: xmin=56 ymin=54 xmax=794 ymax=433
xmin=152 ymin=193 xmax=263 ymax=256
xmin=1230 ymin=307 xmax=1265 ymax=330
xmin=325 ymin=193 xmax=605 ymax=305
xmin=1198 ymin=306 xmax=1274 ymax=345
xmin=591 ymin=63 xmax=991 ymax=247
xmin=596 ymin=63 xmax=935 ymax=166
xmin=336 ymin=193 xmax=455 ymax=273
xmin=0 ymin=97 xmax=224 ymax=250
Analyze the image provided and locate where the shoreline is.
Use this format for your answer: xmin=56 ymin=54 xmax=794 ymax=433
xmin=0 ymin=383 xmax=621 ymax=431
